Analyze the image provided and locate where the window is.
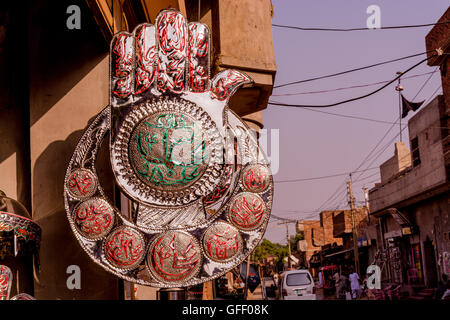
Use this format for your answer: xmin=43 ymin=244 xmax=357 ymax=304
xmin=411 ymin=137 xmax=421 ymax=167
xmin=286 ymin=272 xmax=312 ymax=286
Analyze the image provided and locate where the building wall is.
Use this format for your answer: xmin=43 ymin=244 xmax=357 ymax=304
xmin=414 ymin=195 xmax=449 ymax=286
xmin=319 ymin=211 xmax=343 ymax=246
xmin=333 ymin=208 xmax=367 ymax=237
xmin=212 ymin=0 xmax=276 ymax=118
xmin=369 ymin=96 xmax=447 ymax=213
xmin=302 ymin=220 xmax=321 ymax=262
xmin=425 ymin=7 xmax=450 ymax=182
xmin=433 ymin=195 xmax=450 ymax=277
xmin=0 ymin=2 xmax=31 ymax=211
xmin=425 ymin=7 xmax=450 ymax=113
xmin=28 ymin=0 xmax=119 ymax=299
xmin=379 ymin=143 xmax=411 ymax=184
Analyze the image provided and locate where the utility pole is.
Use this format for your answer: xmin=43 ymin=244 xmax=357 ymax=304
xmin=395 ymin=71 xmax=404 ymax=142
xmin=277 ymin=220 xmax=296 ymax=269
xmin=362 ymin=186 xmax=370 ymax=221
xmin=348 ymin=174 xmax=360 ymax=275
xmin=243 ymin=255 xmax=251 ymax=300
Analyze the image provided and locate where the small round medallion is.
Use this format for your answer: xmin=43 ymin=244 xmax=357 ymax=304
xmin=202 ymin=221 xmax=243 ymax=263
xmin=72 ymin=198 xmax=115 ymax=240
xmin=66 ymin=168 xmax=98 ymax=199
xmin=104 ymin=226 xmax=146 ymax=270
xmin=227 ymin=192 xmax=267 ymax=231
xmin=147 ymin=231 xmax=202 ymax=285
xmin=242 ymin=164 xmax=270 ymax=193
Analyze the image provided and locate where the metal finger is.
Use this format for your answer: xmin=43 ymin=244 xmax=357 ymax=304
xmin=110 ymin=32 xmax=135 ymax=105
xmin=210 ymin=69 xmax=253 ymax=103
xmin=187 ymin=22 xmax=211 ymax=93
xmin=155 ymin=10 xmax=188 ymax=93
xmin=134 ymin=23 xmax=157 ymax=97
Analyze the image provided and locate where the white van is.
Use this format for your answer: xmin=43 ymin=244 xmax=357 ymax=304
xmin=279 ymin=269 xmax=316 ymax=300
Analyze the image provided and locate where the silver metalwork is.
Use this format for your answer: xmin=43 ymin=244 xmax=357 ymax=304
xmin=0 ymin=265 xmax=12 ymax=300
xmin=201 ymin=221 xmax=243 ymax=263
xmin=0 ymin=265 xmax=36 ymax=300
xmin=72 ymin=197 xmax=115 ymax=240
xmin=227 ymin=192 xmax=268 ymax=231
xmin=103 ymin=226 xmax=146 ymax=271
xmin=65 ymin=168 xmax=98 ymax=200
xmin=146 ymin=230 xmax=203 ymax=285
xmin=241 ymin=164 xmax=270 ymax=193
xmin=63 ymin=9 xmax=274 ymax=288
xmin=10 ymin=293 xmax=36 ymax=300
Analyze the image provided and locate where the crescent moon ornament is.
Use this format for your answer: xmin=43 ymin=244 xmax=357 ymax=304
xmin=63 ymin=9 xmax=274 ymax=288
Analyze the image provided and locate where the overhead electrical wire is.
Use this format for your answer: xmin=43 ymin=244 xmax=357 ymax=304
xmin=423 ymin=84 xmax=443 ymax=106
xmin=293 ymin=106 xmax=398 ymax=125
xmin=313 ymin=116 xmax=400 ymax=212
xmin=412 ymin=67 xmax=439 ymax=101
xmin=274 ymin=166 xmax=379 ymax=183
xmin=353 ymin=171 xmax=380 ymax=183
xmin=269 ymin=53 xmax=437 ymax=109
xmin=273 ymin=50 xmax=435 ymax=89
xmin=272 ymin=20 xmax=450 ymax=32
xmin=272 ymin=70 xmax=437 ymax=97
xmin=316 ymin=181 xmax=348 ymax=213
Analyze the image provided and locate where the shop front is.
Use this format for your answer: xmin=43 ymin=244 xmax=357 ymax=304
xmin=383 ymin=226 xmax=423 ymax=286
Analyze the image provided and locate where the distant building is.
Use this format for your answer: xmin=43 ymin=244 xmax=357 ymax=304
xmin=323 ymin=208 xmax=371 ymax=272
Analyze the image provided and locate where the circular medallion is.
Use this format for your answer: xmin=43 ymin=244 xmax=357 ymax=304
xmin=227 ymin=192 xmax=267 ymax=231
xmin=129 ymin=112 xmax=210 ymax=191
xmin=113 ymin=97 xmax=225 ymax=206
xmin=146 ymin=231 xmax=202 ymax=285
xmin=66 ymin=168 xmax=98 ymax=200
xmin=242 ymin=164 xmax=270 ymax=193
xmin=202 ymin=221 xmax=242 ymax=263
xmin=72 ymin=198 xmax=115 ymax=240
xmin=104 ymin=226 xmax=146 ymax=270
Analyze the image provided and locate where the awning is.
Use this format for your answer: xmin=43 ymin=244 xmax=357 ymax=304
xmin=324 ymin=248 xmax=353 ymax=258
xmin=387 ymin=208 xmax=412 ymax=226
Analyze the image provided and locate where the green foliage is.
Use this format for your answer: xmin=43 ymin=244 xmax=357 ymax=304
xmin=253 ymin=234 xmax=304 ymax=270
xmin=289 ymin=233 xmax=304 ymax=251
xmin=253 ymin=239 xmax=281 ymax=262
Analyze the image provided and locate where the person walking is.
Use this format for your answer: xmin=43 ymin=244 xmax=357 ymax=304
xmin=339 ymin=271 xmax=349 ymax=300
xmin=333 ymin=270 xmax=340 ymax=299
xmin=349 ymin=267 xmax=361 ymax=299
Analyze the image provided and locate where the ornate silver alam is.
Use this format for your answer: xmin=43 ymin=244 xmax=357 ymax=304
xmin=64 ymin=9 xmax=273 ymax=288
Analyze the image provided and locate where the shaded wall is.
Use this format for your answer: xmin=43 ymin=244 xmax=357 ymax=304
xmin=0 ymin=1 xmax=31 ymax=210
xmin=28 ymin=0 xmax=118 ymax=299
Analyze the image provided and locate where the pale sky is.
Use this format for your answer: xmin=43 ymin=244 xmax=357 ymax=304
xmin=262 ymin=0 xmax=448 ymax=244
